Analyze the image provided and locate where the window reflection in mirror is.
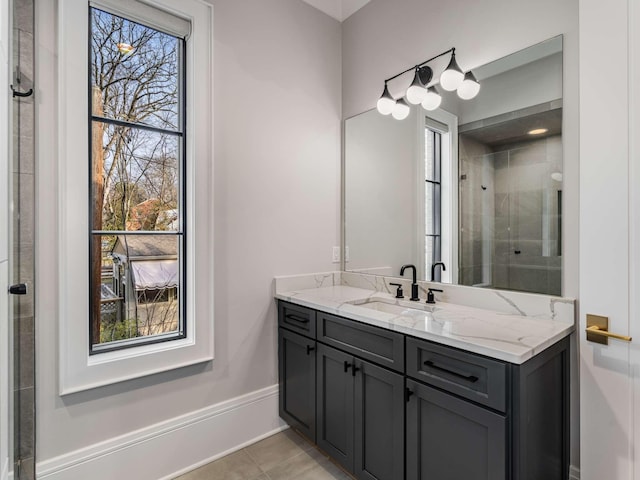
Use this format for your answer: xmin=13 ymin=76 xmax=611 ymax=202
xmin=344 ymin=36 xmax=563 ymax=296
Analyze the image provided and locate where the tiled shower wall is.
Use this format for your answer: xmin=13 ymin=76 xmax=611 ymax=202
xmin=12 ymin=0 xmax=35 ymax=478
xmin=459 ymin=134 xmax=562 ymax=296
xmin=459 ymin=135 xmax=495 ymax=287
xmin=492 ymin=136 xmax=562 ymax=295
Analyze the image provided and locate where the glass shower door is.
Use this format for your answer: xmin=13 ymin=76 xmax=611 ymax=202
xmin=8 ymin=0 xmax=36 ymax=478
xmin=459 ymin=134 xmax=562 ymax=296
xmin=506 ymin=140 xmax=562 ymax=296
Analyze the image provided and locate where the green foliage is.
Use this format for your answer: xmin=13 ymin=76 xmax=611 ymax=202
xmin=100 ymin=318 xmax=139 ymax=343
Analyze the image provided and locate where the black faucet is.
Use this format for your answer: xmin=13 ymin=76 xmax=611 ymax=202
xmin=400 ymin=264 xmax=420 ymax=301
xmin=431 ymin=262 xmax=446 ymax=282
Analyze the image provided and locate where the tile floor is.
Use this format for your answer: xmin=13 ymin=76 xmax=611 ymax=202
xmin=174 ymin=429 xmax=354 ymax=480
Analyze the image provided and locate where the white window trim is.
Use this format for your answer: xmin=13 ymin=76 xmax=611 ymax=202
xmin=416 ymin=108 xmax=458 ymax=285
xmin=56 ymin=0 xmax=214 ymax=395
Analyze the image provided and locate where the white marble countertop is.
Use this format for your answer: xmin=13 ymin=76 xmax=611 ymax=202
xmin=275 ymin=285 xmax=574 ymax=364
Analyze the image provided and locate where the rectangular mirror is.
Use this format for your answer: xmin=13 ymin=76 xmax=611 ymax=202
xmin=344 ymin=36 xmax=563 ymax=295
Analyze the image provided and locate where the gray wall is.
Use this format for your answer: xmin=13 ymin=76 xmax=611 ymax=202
xmin=35 ymin=0 xmax=341 ymax=462
xmin=342 ymin=0 xmax=580 ymax=469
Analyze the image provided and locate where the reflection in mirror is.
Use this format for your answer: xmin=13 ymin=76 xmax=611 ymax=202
xmin=344 ymin=36 xmax=563 ymax=296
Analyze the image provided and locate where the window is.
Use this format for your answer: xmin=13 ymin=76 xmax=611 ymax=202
xmin=88 ymin=7 xmax=186 ymax=352
xmin=55 ymin=0 xmax=213 ymax=394
xmin=425 ymin=126 xmax=442 ymax=281
xmin=420 ymin=112 xmax=457 ymax=284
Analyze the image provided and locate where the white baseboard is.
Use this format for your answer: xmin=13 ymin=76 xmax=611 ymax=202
xmin=37 ymin=384 xmax=285 ymax=480
xmin=569 ymin=465 xmax=580 ymax=480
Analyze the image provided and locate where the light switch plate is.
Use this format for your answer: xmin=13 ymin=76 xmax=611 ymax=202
xmin=332 ymin=246 xmax=340 ymax=263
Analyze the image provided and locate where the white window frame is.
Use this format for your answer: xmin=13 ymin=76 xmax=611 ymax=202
xmin=56 ymin=0 xmax=214 ymax=394
xmin=416 ymin=108 xmax=458 ymax=285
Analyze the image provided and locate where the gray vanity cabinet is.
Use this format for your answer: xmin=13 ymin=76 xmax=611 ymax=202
xmin=316 ymin=343 xmax=405 ymax=480
xmin=406 ymin=378 xmax=506 ymax=480
xmin=278 ymin=326 xmax=316 ymax=442
xmin=316 ymin=343 xmax=354 ymax=470
xmin=353 ymin=357 xmax=404 ymax=480
xmin=277 ymin=300 xmax=569 ymax=480
xmin=406 ymin=334 xmax=569 ymax=480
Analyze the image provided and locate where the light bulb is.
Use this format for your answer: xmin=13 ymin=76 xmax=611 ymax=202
xmin=421 ymin=86 xmax=442 ymax=111
xmin=440 ymin=52 xmax=464 ymax=91
xmin=457 ymin=71 xmax=480 ymax=100
xmin=392 ymin=98 xmax=410 ymax=120
xmin=406 ymin=69 xmax=427 ymax=105
xmin=376 ymin=84 xmax=396 ymax=115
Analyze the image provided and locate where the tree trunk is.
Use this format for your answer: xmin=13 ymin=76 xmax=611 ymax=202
xmin=91 ymin=86 xmax=104 ymax=345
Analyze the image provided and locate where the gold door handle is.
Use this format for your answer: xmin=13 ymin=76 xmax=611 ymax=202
xmin=586 ymin=314 xmax=632 ymax=345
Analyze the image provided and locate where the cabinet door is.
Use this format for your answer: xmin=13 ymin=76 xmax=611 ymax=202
xmin=354 ymin=358 xmax=404 ymax=480
xmin=316 ymin=343 xmax=355 ymax=472
xmin=278 ymin=328 xmax=316 ymax=442
xmin=406 ymin=379 xmax=506 ymax=480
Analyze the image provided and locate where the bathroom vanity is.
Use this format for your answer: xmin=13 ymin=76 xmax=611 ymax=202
xmin=275 ymin=276 xmax=573 ymax=480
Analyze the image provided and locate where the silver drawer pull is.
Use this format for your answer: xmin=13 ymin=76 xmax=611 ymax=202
xmin=424 ymin=360 xmax=479 ymax=383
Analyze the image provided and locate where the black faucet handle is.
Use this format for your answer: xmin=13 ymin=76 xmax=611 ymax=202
xmin=426 ymin=288 xmax=443 ymax=304
xmin=390 ymin=283 xmax=404 ymax=299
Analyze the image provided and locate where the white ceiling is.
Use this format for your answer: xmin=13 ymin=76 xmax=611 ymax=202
xmin=301 ymin=0 xmax=371 ymax=22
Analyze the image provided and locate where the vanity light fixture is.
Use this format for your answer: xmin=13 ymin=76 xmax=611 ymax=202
xmin=376 ymin=48 xmax=478 ymax=119
xmin=406 ymin=66 xmax=433 ymax=104
xmin=528 ymin=128 xmax=548 ymax=135
xmin=440 ymin=50 xmax=465 ymax=91
xmin=406 ymin=69 xmax=427 ymax=104
xmin=392 ymin=97 xmax=411 ymax=120
xmin=421 ymin=86 xmax=442 ymax=111
xmin=376 ymin=82 xmax=396 ymax=115
xmin=457 ymin=71 xmax=481 ymax=100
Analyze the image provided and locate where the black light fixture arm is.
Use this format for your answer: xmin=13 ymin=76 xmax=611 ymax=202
xmin=384 ymin=48 xmax=455 ymax=84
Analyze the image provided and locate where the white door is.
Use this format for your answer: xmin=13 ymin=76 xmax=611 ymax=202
xmin=580 ymin=0 xmax=638 ymax=478
xmin=0 ymin=0 xmax=10 ymax=477
xmin=632 ymin=2 xmax=640 ymax=478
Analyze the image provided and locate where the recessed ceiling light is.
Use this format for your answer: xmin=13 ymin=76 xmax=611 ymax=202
xmin=528 ymin=128 xmax=548 ymax=135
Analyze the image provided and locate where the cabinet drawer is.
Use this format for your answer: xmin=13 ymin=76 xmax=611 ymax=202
xmin=279 ymin=301 xmax=316 ymax=338
xmin=406 ymin=337 xmax=507 ymax=412
xmin=316 ymin=313 xmax=404 ymax=373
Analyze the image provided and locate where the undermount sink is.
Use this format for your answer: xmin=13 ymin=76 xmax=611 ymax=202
xmin=350 ymin=298 xmax=434 ymax=316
